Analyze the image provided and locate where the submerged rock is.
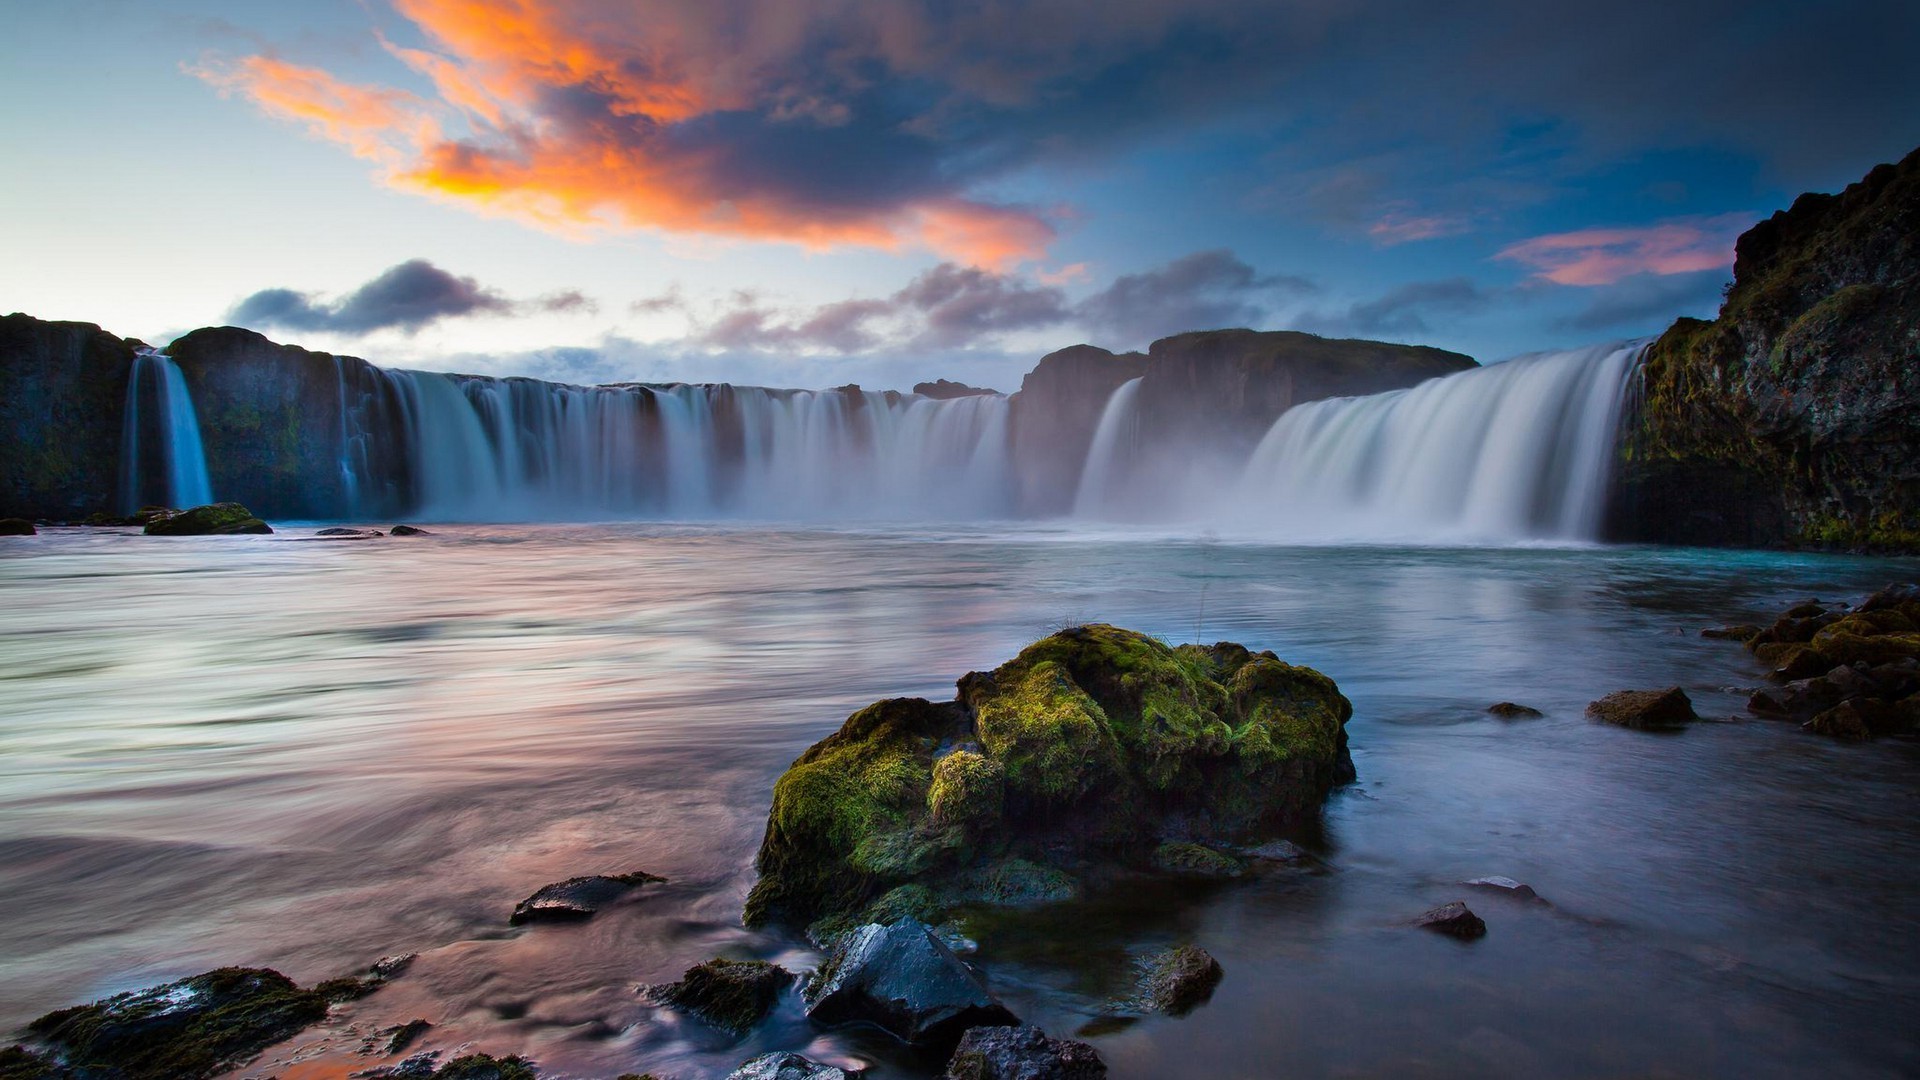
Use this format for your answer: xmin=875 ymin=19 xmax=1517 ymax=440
xmin=0 ymin=517 xmax=35 ymax=535
xmin=21 ymin=967 xmax=329 ymax=1079
xmin=389 ymin=524 xmax=432 ymax=536
xmin=1463 ymin=876 xmax=1544 ymax=902
xmin=1586 ymin=687 xmax=1697 ymax=730
xmin=143 ymin=502 xmax=272 ymax=536
xmin=509 ymin=871 xmax=663 ymax=925
xmin=1135 ymin=945 xmax=1224 ymax=1015
xmin=804 ymin=919 xmax=1018 ymax=1047
xmin=944 ymin=1025 xmax=1107 ymax=1079
xmin=648 ymin=958 xmax=793 ymax=1035
xmin=1486 ymin=701 xmax=1543 ymax=718
xmin=1413 ymin=901 xmax=1487 ymax=939
xmin=727 ymin=1052 xmax=852 ymax=1080
xmin=745 ymin=625 xmax=1353 ymax=932
xmin=315 ymin=526 xmax=383 ymax=539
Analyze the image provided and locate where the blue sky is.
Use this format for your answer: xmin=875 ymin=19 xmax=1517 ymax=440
xmin=3 ymin=0 xmax=1915 ymax=390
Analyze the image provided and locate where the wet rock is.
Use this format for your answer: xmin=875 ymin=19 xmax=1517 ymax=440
xmin=1463 ymin=876 xmax=1543 ymax=901
xmin=1413 ymin=901 xmax=1487 ymax=939
xmin=1151 ymin=842 xmax=1245 ymax=877
xmin=945 ymin=1025 xmax=1107 ymax=1079
xmin=1806 ymin=698 xmax=1908 ymax=740
xmin=0 ymin=1045 xmax=63 ymax=1079
xmin=648 ymin=958 xmax=793 ymax=1036
xmin=23 ymin=966 xmax=329 ymax=1079
xmin=1753 ymin=642 xmax=1835 ymax=680
xmin=1486 ymin=701 xmax=1543 ymax=718
xmin=1136 ymin=945 xmax=1223 ymax=1015
xmin=1784 ymin=601 xmax=1829 ymax=619
xmin=314 ymin=952 xmax=417 ymax=1001
xmin=1857 ymin=583 xmax=1920 ymax=613
xmin=387 ymin=1018 xmax=432 ymax=1055
xmin=1747 ymin=677 xmax=1844 ymax=721
xmin=0 ymin=518 xmax=36 ymax=535
xmin=509 ymin=871 xmax=663 ymax=926
xmin=726 ymin=1052 xmax=852 ymax=1080
xmin=804 ymin=919 xmax=1018 ymax=1047
xmin=1701 ymin=625 xmax=1763 ymax=642
xmin=383 ymin=1054 xmax=537 ymax=1080
xmin=1586 ymin=687 xmax=1698 ymax=730
xmin=746 ymin=625 xmax=1353 ymax=932
xmin=389 ymin=525 xmax=432 ymax=536
xmin=143 ymin=502 xmax=273 ymax=536
xmin=1239 ymin=839 xmax=1309 ymax=862
xmin=316 ymin=526 xmax=383 ymax=539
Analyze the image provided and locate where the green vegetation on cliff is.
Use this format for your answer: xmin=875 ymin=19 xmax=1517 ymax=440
xmin=744 ymin=625 xmax=1353 ymax=934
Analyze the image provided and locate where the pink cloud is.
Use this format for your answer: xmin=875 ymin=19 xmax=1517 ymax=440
xmin=1496 ymin=214 xmax=1749 ymax=286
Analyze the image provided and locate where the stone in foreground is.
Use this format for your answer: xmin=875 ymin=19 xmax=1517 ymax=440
xmin=648 ymin=958 xmax=793 ymax=1035
xmin=142 ymin=502 xmax=273 ymax=535
xmin=945 ymin=1025 xmax=1107 ymax=1079
xmin=21 ymin=967 xmax=329 ymax=1079
xmin=804 ymin=919 xmax=1018 ymax=1047
xmin=0 ymin=517 xmax=35 ymax=535
xmin=727 ymin=1052 xmax=851 ymax=1080
xmin=1486 ymin=701 xmax=1543 ymax=718
xmin=1137 ymin=945 xmax=1223 ymax=1015
xmin=1414 ymin=901 xmax=1487 ymax=939
xmin=1586 ymin=687 xmax=1697 ymax=730
xmin=746 ymin=625 xmax=1354 ymax=933
xmin=509 ymin=871 xmax=664 ymax=925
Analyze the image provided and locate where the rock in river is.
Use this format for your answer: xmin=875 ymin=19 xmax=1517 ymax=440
xmin=1414 ymin=901 xmax=1487 ymax=939
xmin=804 ymin=918 xmax=1018 ymax=1047
xmin=142 ymin=502 xmax=272 ymax=536
xmin=1136 ymin=945 xmax=1224 ymax=1015
xmin=745 ymin=624 xmax=1354 ymax=935
xmin=509 ymin=871 xmax=664 ymax=925
xmin=1586 ymin=687 xmax=1697 ymax=730
xmin=0 ymin=517 xmax=35 ymax=535
xmin=727 ymin=1052 xmax=852 ymax=1080
xmin=648 ymin=958 xmax=793 ymax=1035
xmin=945 ymin=1025 xmax=1107 ymax=1079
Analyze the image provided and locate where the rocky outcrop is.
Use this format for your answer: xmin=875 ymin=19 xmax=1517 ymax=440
xmin=1608 ymin=145 xmax=1920 ymax=551
xmin=1731 ymin=585 xmax=1920 ymax=739
xmin=0 ymin=314 xmax=136 ymax=520
xmin=915 ymin=379 xmax=1000 ymax=399
xmin=744 ymin=624 xmax=1353 ymax=937
xmin=143 ymin=502 xmax=273 ymax=536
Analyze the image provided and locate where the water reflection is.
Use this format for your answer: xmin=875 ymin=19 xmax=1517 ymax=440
xmin=1 ymin=526 xmax=1915 ymax=1078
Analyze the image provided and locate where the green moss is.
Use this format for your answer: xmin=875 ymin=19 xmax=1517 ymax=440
xmin=1150 ymin=842 xmax=1245 ymax=877
xmin=953 ymin=857 xmax=1081 ymax=905
xmin=0 ymin=1046 xmax=62 ymax=1080
xmin=24 ymin=967 xmax=329 ymax=1080
xmin=973 ymin=659 xmax=1120 ymax=808
xmin=651 ymin=958 xmax=792 ymax=1036
xmin=928 ymin=750 xmax=1004 ymax=830
xmin=426 ymin=1054 xmax=540 ymax=1080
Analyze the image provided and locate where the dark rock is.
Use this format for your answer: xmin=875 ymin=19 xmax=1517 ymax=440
xmin=0 ymin=1045 xmax=63 ymax=1080
xmin=0 ymin=315 xmax=136 ymax=520
xmin=726 ymin=1052 xmax=852 ymax=1080
xmin=1413 ymin=901 xmax=1487 ymax=939
xmin=803 ymin=919 xmax=1018 ymax=1047
xmin=510 ymin=871 xmax=663 ymax=925
xmin=313 ymin=951 xmax=415 ymax=1002
xmin=388 ymin=524 xmax=432 ymax=536
xmin=1150 ymin=842 xmax=1245 ymax=877
xmin=745 ymin=625 xmax=1352 ymax=932
xmin=1238 ymin=839 xmax=1309 ymax=862
xmin=914 ymin=379 xmax=1000 ymax=400
xmin=316 ymin=526 xmax=383 ymax=538
xmin=1747 ymin=677 xmax=1844 ymax=722
xmin=1605 ymin=147 xmax=1920 ymax=552
xmin=22 ymin=967 xmax=329 ymax=1080
xmin=143 ymin=502 xmax=272 ymax=536
xmin=1753 ymin=642 xmax=1834 ymax=681
xmin=1463 ymin=876 xmax=1543 ymax=902
xmin=1807 ymin=698 xmax=1909 ymax=740
xmin=1701 ymin=625 xmax=1763 ymax=642
xmin=386 ymin=1019 xmax=432 ymax=1055
xmin=1486 ymin=701 xmax=1543 ymax=718
xmin=0 ymin=517 xmax=35 ymax=535
xmin=402 ymin=1054 xmax=539 ymax=1080
xmin=648 ymin=958 xmax=793 ymax=1035
xmin=1785 ymin=602 xmax=1829 ymax=619
xmin=1586 ymin=687 xmax=1698 ymax=730
xmin=945 ymin=1025 xmax=1107 ymax=1079
xmin=1858 ymin=583 xmax=1920 ymax=613
xmin=1136 ymin=945 xmax=1223 ymax=1015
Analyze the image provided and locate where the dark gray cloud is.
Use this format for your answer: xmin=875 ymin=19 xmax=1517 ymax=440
xmin=1554 ymin=270 xmax=1728 ymax=333
xmin=1302 ymin=277 xmax=1495 ymax=337
xmin=1075 ymin=250 xmax=1316 ymax=346
xmin=229 ymin=260 xmax=592 ymax=335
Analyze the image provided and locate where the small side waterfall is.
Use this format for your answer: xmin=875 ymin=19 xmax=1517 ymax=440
xmin=1072 ymin=376 xmax=1144 ymax=517
xmin=119 ymin=348 xmax=213 ymax=512
xmin=1230 ymin=341 xmax=1644 ymax=541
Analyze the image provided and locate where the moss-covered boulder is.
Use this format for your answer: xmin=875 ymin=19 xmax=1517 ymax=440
xmin=745 ymin=625 xmax=1353 ymax=932
xmin=19 ymin=967 xmax=329 ymax=1079
xmin=142 ymin=502 xmax=271 ymax=536
xmin=648 ymin=959 xmax=793 ymax=1036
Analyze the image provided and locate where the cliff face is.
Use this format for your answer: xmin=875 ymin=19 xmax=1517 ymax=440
xmin=0 ymin=314 xmax=135 ymax=519
xmin=1609 ymin=146 xmax=1920 ymax=549
xmin=1007 ymin=330 xmax=1474 ymax=513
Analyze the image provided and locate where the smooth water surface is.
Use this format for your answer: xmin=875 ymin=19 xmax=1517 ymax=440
xmin=2 ymin=526 xmax=1916 ymax=1078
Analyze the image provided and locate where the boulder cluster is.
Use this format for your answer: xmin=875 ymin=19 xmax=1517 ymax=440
xmin=1720 ymin=584 xmax=1920 ymax=739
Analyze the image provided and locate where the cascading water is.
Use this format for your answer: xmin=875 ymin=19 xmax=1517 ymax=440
xmin=1073 ymin=376 xmax=1144 ymax=517
xmin=119 ymin=348 xmax=214 ymax=512
xmin=1229 ymin=341 xmax=1644 ymax=542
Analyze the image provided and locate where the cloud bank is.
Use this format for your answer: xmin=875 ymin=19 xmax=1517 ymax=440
xmin=229 ymin=258 xmax=589 ymax=334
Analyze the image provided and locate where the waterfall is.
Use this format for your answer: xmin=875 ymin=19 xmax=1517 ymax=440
xmin=346 ymin=372 xmax=1015 ymax=522
xmin=1072 ymin=376 xmax=1144 ymax=517
xmin=1230 ymin=341 xmax=1644 ymax=542
xmin=119 ymin=348 xmax=214 ymax=512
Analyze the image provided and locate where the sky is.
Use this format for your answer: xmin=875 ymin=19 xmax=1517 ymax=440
xmin=3 ymin=0 xmax=1916 ymax=391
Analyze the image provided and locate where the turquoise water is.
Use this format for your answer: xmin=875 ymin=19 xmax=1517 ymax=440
xmin=1 ymin=525 xmax=1915 ymax=1078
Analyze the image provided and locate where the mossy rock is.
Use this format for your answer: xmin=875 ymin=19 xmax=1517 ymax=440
xmin=22 ymin=967 xmax=329 ymax=1080
xmin=142 ymin=502 xmax=272 ymax=536
xmin=649 ymin=959 xmax=793 ymax=1036
xmin=745 ymin=625 xmax=1353 ymax=930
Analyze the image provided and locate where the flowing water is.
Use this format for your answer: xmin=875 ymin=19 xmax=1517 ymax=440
xmin=119 ymin=348 xmax=214 ymax=514
xmin=3 ymin=526 xmax=1917 ymax=1079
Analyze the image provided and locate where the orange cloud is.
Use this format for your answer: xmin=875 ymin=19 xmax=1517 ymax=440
xmin=192 ymin=1 xmax=1057 ymax=266
xmin=1496 ymin=214 xmax=1748 ymax=285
